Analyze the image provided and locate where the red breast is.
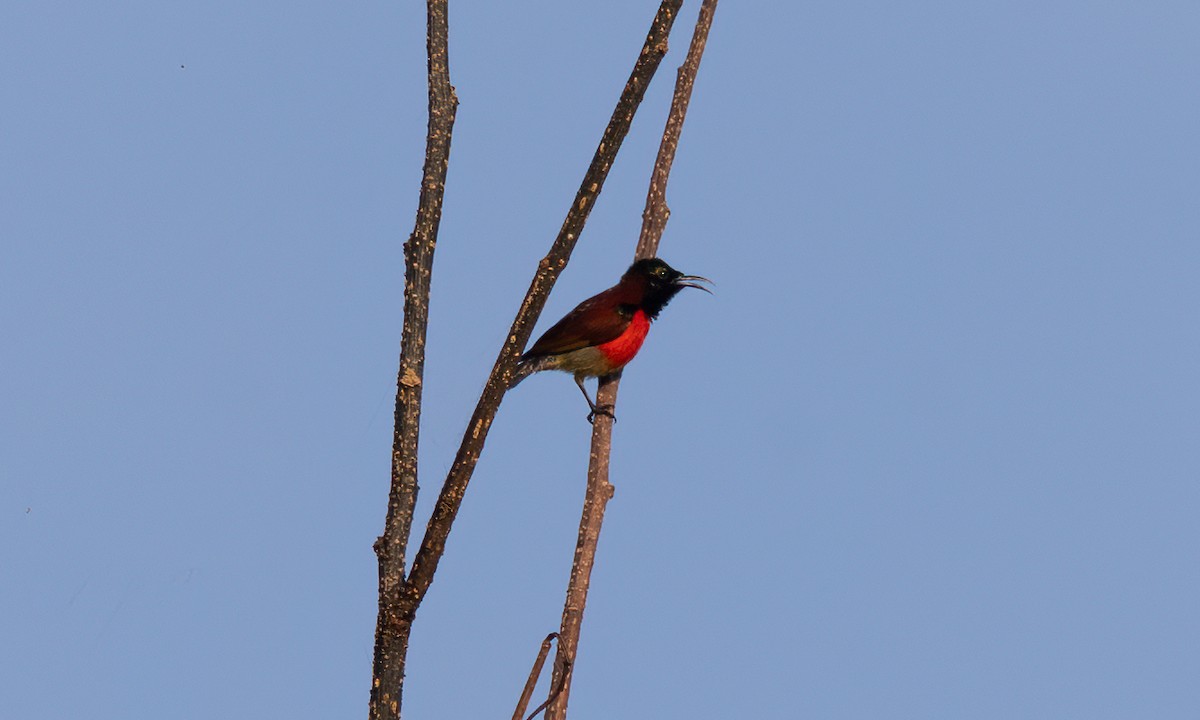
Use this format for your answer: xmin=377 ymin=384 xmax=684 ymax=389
xmin=594 ymin=309 xmax=650 ymax=369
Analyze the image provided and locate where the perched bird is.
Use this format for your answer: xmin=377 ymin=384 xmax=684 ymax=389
xmin=510 ymin=257 xmax=711 ymax=421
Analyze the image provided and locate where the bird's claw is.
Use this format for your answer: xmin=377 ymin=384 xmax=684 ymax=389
xmin=586 ymin=404 xmax=617 ymax=424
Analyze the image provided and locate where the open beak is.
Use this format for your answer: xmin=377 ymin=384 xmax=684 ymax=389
xmin=675 ymin=274 xmax=714 ymax=294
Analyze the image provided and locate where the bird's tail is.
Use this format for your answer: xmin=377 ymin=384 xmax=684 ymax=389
xmin=509 ymin=355 xmax=553 ymax=389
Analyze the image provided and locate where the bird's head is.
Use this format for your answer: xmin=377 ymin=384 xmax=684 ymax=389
xmin=624 ymin=257 xmax=712 ymax=318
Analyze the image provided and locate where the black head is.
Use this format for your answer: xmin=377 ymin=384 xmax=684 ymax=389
xmin=623 ymin=257 xmax=712 ymax=319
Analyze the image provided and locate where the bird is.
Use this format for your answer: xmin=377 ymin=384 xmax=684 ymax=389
xmin=510 ymin=257 xmax=711 ymax=421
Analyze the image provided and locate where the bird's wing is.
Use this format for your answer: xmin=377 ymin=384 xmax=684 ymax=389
xmin=523 ymin=286 xmax=634 ymax=357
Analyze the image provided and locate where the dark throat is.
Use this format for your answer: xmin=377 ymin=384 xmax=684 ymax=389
xmin=640 ymin=285 xmax=684 ymax=320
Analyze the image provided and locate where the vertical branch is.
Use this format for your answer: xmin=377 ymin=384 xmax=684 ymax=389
xmin=545 ymin=2 xmax=720 ymax=718
xmin=370 ymin=1 xmax=456 ymax=719
xmin=638 ymin=0 xmax=719 ymax=259
xmin=542 ymin=376 xmax=621 ymax=720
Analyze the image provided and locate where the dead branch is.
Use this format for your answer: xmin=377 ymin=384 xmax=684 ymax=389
xmin=545 ymin=2 xmax=720 ymax=718
xmin=369 ymin=0 xmax=456 ymax=718
xmin=512 ymin=633 xmax=559 ymax=720
xmin=370 ymin=2 xmax=687 ymax=718
xmin=396 ymin=0 xmax=686 ymax=618
xmin=637 ymin=0 xmax=720 ymax=259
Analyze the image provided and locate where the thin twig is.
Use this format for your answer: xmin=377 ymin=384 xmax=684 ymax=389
xmin=545 ymin=2 xmax=719 ymax=718
xmin=369 ymin=0 xmax=456 ymax=718
xmin=526 ymin=656 xmax=571 ymax=720
xmin=512 ymin=633 xmax=559 ymax=720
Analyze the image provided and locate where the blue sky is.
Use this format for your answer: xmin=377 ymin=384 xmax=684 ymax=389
xmin=4 ymin=2 xmax=1199 ymax=718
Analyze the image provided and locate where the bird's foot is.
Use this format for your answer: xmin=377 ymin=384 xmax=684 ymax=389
xmin=586 ymin=404 xmax=616 ymax=424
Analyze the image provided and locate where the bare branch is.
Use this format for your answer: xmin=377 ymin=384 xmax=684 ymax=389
xmin=526 ymin=662 xmax=570 ymax=720
xmin=369 ymin=0 xmax=456 ymax=718
xmin=512 ymin=633 xmax=559 ymax=720
xmin=369 ymin=3 xmax=687 ymax=717
xmin=638 ymin=0 xmax=720 ymax=259
xmin=546 ymin=2 xmax=720 ymax=717
xmin=399 ymin=0 xmax=686 ymax=618
xmin=543 ymin=374 xmax=620 ymax=720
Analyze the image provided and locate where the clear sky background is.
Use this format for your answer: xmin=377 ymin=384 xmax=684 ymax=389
xmin=4 ymin=2 xmax=1199 ymax=718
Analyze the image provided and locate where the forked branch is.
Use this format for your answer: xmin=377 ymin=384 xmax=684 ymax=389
xmin=397 ymin=0 xmax=687 ymax=618
xmin=400 ymin=0 xmax=686 ymax=619
xmin=370 ymin=0 xmax=456 ymax=718
xmin=370 ymin=2 xmax=687 ymax=718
